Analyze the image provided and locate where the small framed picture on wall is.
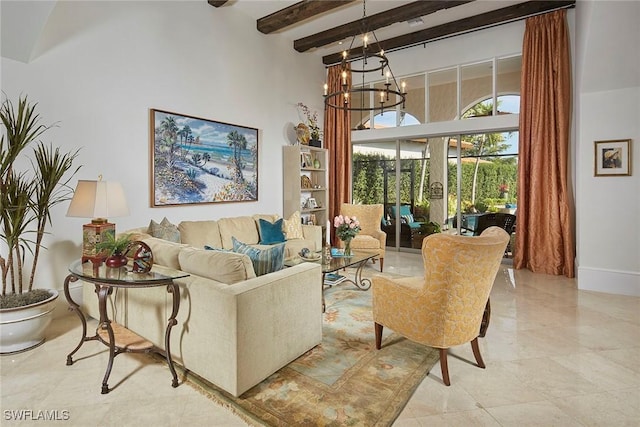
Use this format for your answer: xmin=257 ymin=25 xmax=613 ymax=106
xmin=594 ymin=139 xmax=632 ymax=176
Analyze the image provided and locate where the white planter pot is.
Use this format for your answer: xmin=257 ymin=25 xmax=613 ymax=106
xmin=0 ymin=290 xmax=59 ymax=354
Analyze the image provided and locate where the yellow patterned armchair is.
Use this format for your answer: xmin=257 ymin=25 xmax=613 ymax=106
xmin=339 ymin=203 xmax=386 ymax=272
xmin=372 ymin=227 xmax=509 ymax=386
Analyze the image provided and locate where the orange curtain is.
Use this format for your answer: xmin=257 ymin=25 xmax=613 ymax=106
xmin=514 ymin=10 xmax=575 ymax=278
xmin=324 ymin=65 xmax=352 ymax=242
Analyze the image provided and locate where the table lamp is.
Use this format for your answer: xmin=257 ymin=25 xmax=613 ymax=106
xmin=66 ymin=177 xmax=129 ymax=264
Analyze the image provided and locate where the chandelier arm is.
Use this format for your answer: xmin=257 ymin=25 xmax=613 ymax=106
xmin=324 ymin=0 xmax=407 ymax=115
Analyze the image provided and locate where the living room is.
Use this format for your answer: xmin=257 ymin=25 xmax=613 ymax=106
xmin=1 ymin=0 xmax=638 ymax=425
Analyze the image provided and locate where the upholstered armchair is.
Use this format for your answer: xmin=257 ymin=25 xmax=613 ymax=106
xmin=372 ymin=227 xmax=509 ymax=386
xmin=339 ymin=203 xmax=386 ymax=272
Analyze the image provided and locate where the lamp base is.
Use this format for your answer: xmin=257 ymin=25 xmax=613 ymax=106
xmin=81 ymin=221 xmax=115 ymax=264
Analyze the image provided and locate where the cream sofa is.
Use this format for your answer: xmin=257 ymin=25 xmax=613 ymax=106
xmin=82 ymin=214 xmax=323 ymax=397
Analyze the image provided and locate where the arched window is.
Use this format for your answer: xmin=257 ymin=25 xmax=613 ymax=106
xmin=363 ymin=111 xmax=421 ymax=129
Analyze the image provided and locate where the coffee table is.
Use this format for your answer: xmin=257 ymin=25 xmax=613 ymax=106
xmin=286 ymin=251 xmax=375 ymax=311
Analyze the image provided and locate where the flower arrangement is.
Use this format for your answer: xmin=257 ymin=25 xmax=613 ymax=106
xmin=333 ymin=215 xmax=361 ymax=241
xmin=297 ymin=102 xmax=321 ymax=140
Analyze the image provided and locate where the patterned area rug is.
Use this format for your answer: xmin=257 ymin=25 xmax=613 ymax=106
xmin=185 ymin=279 xmax=439 ymax=426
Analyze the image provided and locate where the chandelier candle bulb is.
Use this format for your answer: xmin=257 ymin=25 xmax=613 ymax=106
xmin=323 ymin=0 xmax=406 ymax=114
xmin=324 ymin=84 xmax=328 ymax=96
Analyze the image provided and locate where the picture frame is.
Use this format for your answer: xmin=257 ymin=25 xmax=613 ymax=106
xmin=594 ymin=139 xmax=632 ymax=177
xmin=150 ymin=109 xmax=258 ymax=206
xmin=301 ymin=153 xmax=313 ymax=168
xmin=306 ymin=197 xmax=318 ymax=209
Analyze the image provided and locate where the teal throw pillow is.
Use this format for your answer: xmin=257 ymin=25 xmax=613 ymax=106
xmin=258 ymin=218 xmax=285 ymax=244
xmin=232 ymin=237 xmax=285 ymax=276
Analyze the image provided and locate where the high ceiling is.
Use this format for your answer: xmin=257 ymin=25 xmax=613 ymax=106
xmin=1 ymin=0 xmax=575 ymax=64
xmin=212 ymin=0 xmax=576 ymax=64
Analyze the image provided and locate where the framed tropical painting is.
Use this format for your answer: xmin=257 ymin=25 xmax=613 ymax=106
xmin=150 ymin=109 xmax=258 ymax=206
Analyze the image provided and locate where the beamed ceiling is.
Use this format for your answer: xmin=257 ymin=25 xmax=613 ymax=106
xmin=209 ymin=0 xmax=575 ymax=65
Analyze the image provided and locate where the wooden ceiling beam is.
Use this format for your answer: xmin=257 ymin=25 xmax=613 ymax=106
xmin=294 ymin=0 xmax=475 ymax=53
xmin=207 ymin=1 xmax=229 ymax=7
xmin=322 ymin=0 xmax=576 ymax=65
xmin=257 ymin=1 xmax=356 ymax=35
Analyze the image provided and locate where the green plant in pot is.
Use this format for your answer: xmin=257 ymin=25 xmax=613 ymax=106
xmin=95 ymin=232 xmax=133 ymax=268
xmin=0 ymin=95 xmax=80 ymax=353
xmin=421 ymin=221 xmax=441 ymax=236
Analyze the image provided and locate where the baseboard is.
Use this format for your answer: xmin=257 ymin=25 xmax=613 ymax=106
xmin=578 ymin=266 xmax=640 ymax=297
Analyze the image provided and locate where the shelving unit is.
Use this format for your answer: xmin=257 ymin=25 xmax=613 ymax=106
xmin=283 ymin=145 xmax=329 ymax=226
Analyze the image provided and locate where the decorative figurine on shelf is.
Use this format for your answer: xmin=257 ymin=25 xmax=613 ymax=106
xmin=297 ymin=102 xmax=322 ymax=147
xmin=333 ymin=215 xmax=361 ymax=257
xmin=295 ymin=123 xmax=310 ymax=145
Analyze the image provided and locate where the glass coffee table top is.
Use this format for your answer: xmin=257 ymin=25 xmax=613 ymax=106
xmin=285 ymin=251 xmax=375 ymax=274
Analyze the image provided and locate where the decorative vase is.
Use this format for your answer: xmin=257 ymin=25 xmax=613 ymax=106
xmin=343 ymin=238 xmax=352 ymax=257
xmin=105 ymin=254 xmax=127 ymax=268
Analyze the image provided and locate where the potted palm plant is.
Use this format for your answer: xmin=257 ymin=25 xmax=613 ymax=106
xmin=0 ymin=95 xmax=80 ymax=353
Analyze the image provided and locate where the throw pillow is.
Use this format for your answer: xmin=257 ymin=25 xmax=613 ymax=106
xmin=232 ymin=237 xmax=285 ymax=276
xmin=283 ymin=211 xmax=304 ymax=240
xmin=148 ymin=217 xmax=181 ymax=243
xmin=258 ymin=218 xmax=285 ymax=244
xmin=401 ymin=213 xmax=414 ymax=225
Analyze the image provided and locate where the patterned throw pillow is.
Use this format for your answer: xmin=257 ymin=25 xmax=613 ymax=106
xmin=258 ymin=218 xmax=286 ymax=244
xmin=282 ymin=211 xmax=304 ymax=240
xmin=148 ymin=217 xmax=181 ymax=243
xmin=232 ymin=237 xmax=285 ymax=276
xmin=401 ymin=213 xmax=414 ymax=225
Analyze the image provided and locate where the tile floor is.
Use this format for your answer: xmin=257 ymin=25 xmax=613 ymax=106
xmin=1 ymin=252 xmax=639 ymax=426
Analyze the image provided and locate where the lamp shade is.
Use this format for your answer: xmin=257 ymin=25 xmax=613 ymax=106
xmin=66 ymin=180 xmax=129 ymax=219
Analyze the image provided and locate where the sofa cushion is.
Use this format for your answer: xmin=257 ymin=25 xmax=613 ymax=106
xmin=283 ymin=211 xmax=304 ymax=240
xmin=258 ymin=218 xmax=285 ymax=244
xmin=140 ymin=237 xmax=185 ymax=270
xmin=178 ymin=247 xmax=256 ymax=284
xmin=219 ymin=216 xmax=260 ymax=249
xmin=179 ymin=220 xmax=222 ymax=249
xmin=232 ymin=237 xmax=285 ymax=276
xmin=148 ymin=217 xmax=181 ymax=243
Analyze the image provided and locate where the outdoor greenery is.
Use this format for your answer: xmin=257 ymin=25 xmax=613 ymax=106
xmin=0 ymin=95 xmax=80 ymax=301
xmin=352 ymin=151 xmax=517 ymax=220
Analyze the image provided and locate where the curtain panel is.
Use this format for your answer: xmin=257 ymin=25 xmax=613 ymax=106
xmin=324 ymin=65 xmax=352 ymax=243
xmin=515 ymin=9 xmax=575 ymax=278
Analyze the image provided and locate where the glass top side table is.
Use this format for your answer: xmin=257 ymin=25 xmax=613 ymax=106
xmin=63 ymin=260 xmax=189 ymax=394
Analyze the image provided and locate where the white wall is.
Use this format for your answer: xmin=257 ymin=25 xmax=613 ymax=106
xmin=1 ymin=1 xmax=325 ymax=295
xmin=575 ymin=1 xmax=640 ymax=296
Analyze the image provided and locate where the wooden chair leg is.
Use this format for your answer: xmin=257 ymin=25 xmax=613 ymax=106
xmin=439 ymin=348 xmax=450 ymax=386
xmin=479 ymin=298 xmax=491 ymax=338
xmin=374 ymin=323 xmax=383 ymax=350
xmin=471 ymin=337 xmax=485 ymax=369
xmin=379 ymin=257 xmax=384 ymax=272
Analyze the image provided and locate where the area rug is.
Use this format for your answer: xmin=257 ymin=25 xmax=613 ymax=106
xmin=184 ymin=274 xmax=439 ymax=426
